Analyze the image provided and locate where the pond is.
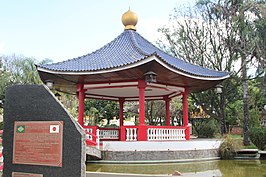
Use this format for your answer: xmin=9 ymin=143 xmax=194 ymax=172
xmin=87 ymin=160 xmax=266 ymax=177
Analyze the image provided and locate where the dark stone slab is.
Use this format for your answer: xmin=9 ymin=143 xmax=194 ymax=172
xmin=3 ymin=85 xmax=86 ymax=177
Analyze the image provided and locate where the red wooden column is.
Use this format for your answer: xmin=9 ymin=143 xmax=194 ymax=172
xmin=137 ymin=80 xmax=147 ymax=141
xmin=119 ymin=98 xmax=126 ymax=141
xmin=164 ymin=96 xmax=171 ymax=126
xmin=119 ymin=98 xmax=125 ymax=126
xmin=77 ymin=83 xmax=85 ymax=127
xmin=138 ymin=80 xmax=147 ymax=126
xmin=182 ymin=87 xmax=190 ymax=140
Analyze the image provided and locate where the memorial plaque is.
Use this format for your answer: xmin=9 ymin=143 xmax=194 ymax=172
xmin=4 ymin=85 xmax=85 ymax=177
xmin=13 ymin=121 xmax=63 ymax=167
xmin=12 ymin=172 xmax=43 ymax=177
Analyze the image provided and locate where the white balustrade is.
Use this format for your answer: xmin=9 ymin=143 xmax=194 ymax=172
xmin=147 ymin=128 xmax=185 ymax=141
xmin=126 ymin=128 xmax=138 ymax=141
xmin=85 ymin=128 xmax=93 ymax=140
xmin=99 ymin=129 xmax=119 ymax=140
xmin=96 ymin=129 xmax=100 ymax=149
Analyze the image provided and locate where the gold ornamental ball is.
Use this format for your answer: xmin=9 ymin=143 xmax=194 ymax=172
xmin=121 ymin=9 xmax=138 ymax=30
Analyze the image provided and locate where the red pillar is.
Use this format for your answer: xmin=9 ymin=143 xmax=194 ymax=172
xmin=164 ymin=96 xmax=171 ymax=126
xmin=119 ymin=98 xmax=125 ymax=141
xmin=182 ymin=87 xmax=190 ymax=140
xmin=119 ymin=98 xmax=125 ymax=126
xmin=77 ymin=83 xmax=85 ymax=127
xmin=137 ymin=80 xmax=147 ymax=141
xmin=138 ymin=80 xmax=146 ymax=126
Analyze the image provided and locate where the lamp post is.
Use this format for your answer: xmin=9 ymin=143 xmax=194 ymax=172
xmin=44 ymin=80 xmax=54 ymax=89
xmin=215 ymin=85 xmax=226 ymax=135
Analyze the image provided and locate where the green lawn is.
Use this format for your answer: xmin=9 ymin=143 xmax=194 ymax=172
xmin=227 ymin=134 xmax=257 ymax=149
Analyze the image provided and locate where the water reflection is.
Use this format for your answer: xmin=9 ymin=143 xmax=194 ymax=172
xmin=218 ymin=160 xmax=266 ymax=177
xmin=87 ymin=160 xmax=266 ymax=177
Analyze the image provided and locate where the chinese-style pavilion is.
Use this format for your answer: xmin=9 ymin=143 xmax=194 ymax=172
xmin=37 ymin=10 xmax=229 ymax=142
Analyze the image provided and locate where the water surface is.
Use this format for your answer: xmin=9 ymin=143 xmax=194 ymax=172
xmin=87 ymin=160 xmax=266 ymax=177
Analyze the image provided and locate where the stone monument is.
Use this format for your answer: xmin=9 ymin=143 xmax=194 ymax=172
xmin=3 ymin=85 xmax=86 ymax=177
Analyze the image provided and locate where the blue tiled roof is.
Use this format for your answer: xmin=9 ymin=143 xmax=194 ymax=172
xmin=39 ymin=30 xmax=229 ymax=78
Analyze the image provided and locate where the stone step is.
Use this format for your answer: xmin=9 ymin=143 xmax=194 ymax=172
xmin=86 ymin=146 xmax=102 ymax=159
xmin=259 ymin=151 xmax=266 ymax=160
xmin=235 ymin=149 xmax=259 ymax=159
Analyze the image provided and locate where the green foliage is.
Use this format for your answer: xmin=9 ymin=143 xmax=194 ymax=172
xmin=0 ymin=54 xmax=52 ymax=101
xmin=192 ymin=118 xmax=219 ymax=138
xmin=158 ymin=0 xmax=266 ymax=140
xmin=0 ymin=54 xmax=53 ymax=120
xmin=103 ymin=124 xmax=119 ymax=128
xmin=1 ymin=55 xmax=42 ymax=84
xmin=249 ymin=127 xmax=266 ymax=150
xmin=84 ymin=100 xmax=119 ymax=125
xmin=0 ymin=71 xmax=11 ymax=101
xmin=146 ymin=100 xmax=168 ymax=125
xmin=124 ymin=102 xmax=138 ymax=119
xmin=219 ymin=136 xmax=240 ymax=159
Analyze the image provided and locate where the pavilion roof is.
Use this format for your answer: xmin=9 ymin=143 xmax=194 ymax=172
xmin=37 ymin=29 xmax=229 ymax=79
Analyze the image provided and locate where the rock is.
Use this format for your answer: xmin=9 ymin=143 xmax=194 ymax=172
xmin=172 ymin=170 xmax=182 ymax=176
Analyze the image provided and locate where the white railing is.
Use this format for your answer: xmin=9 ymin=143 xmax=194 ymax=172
xmin=85 ymin=128 xmax=93 ymax=141
xmin=84 ymin=128 xmax=100 ymax=149
xmin=99 ymin=129 xmax=119 ymax=140
xmin=126 ymin=128 xmax=138 ymax=141
xmin=147 ymin=128 xmax=186 ymax=141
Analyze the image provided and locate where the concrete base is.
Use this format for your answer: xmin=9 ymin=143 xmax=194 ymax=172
xmin=102 ymin=139 xmax=221 ymax=151
xmin=86 ymin=170 xmax=222 ymax=177
xmin=88 ymin=140 xmax=222 ymax=163
xmin=235 ymin=149 xmax=259 ymax=159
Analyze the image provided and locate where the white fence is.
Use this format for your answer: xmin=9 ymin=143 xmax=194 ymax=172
xmin=126 ymin=128 xmax=138 ymax=141
xmin=147 ymin=128 xmax=186 ymax=141
xmin=99 ymin=129 xmax=119 ymax=140
xmin=85 ymin=128 xmax=93 ymax=141
xmin=85 ymin=126 xmax=186 ymax=147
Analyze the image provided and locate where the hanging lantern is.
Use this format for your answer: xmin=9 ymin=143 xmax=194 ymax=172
xmin=45 ymin=80 xmax=54 ymax=89
xmin=144 ymin=71 xmax=157 ymax=83
xmin=215 ymin=85 xmax=223 ymax=94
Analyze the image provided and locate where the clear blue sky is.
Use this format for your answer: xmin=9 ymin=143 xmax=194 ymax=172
xmin=0 ymin=0 xmax=193 ymax=62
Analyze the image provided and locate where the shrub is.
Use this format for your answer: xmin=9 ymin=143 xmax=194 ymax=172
xmin=219 ymin=136 xmax=240 ymax=159
xmin=249 ymin=127 xmax=266 ymax=150
xmin=192 ymin=119 xmax=218 ymax=138
xmin=104 ymin=124 xmax=119 ymax=128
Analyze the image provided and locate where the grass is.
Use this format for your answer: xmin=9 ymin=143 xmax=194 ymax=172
xmin=226 ymin=134 xmax=257 ymax=149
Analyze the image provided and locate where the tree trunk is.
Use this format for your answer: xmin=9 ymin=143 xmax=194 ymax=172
xmin=242 ymin=56 xmax=250 ymax=146
xmin=220 ymin=92 xmax=226 ymax=135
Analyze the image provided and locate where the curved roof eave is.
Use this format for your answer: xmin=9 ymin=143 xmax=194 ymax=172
xmin=37 ymin=55 xmax=230 ymax=81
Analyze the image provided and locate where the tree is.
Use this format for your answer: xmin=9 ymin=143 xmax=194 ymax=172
xmin=84 ymin=99 xmax=119 ymax=126
xmin=158 ymin=0 xmax=266 ymax=142
xmin=0 ymin=54 xmax=52 ymax=106
xmin=158 ymin=0 xmax=241 ymax=135
xmin=223 ymin=0 xmax=266 ymax=145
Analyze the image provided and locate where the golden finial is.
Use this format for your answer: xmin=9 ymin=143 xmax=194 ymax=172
xmin=121 ymin=9 xmax=138 ymax=30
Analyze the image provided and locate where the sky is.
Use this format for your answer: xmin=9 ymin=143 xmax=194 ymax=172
xmin=0 ymin=0 xmax=193 ymax=63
